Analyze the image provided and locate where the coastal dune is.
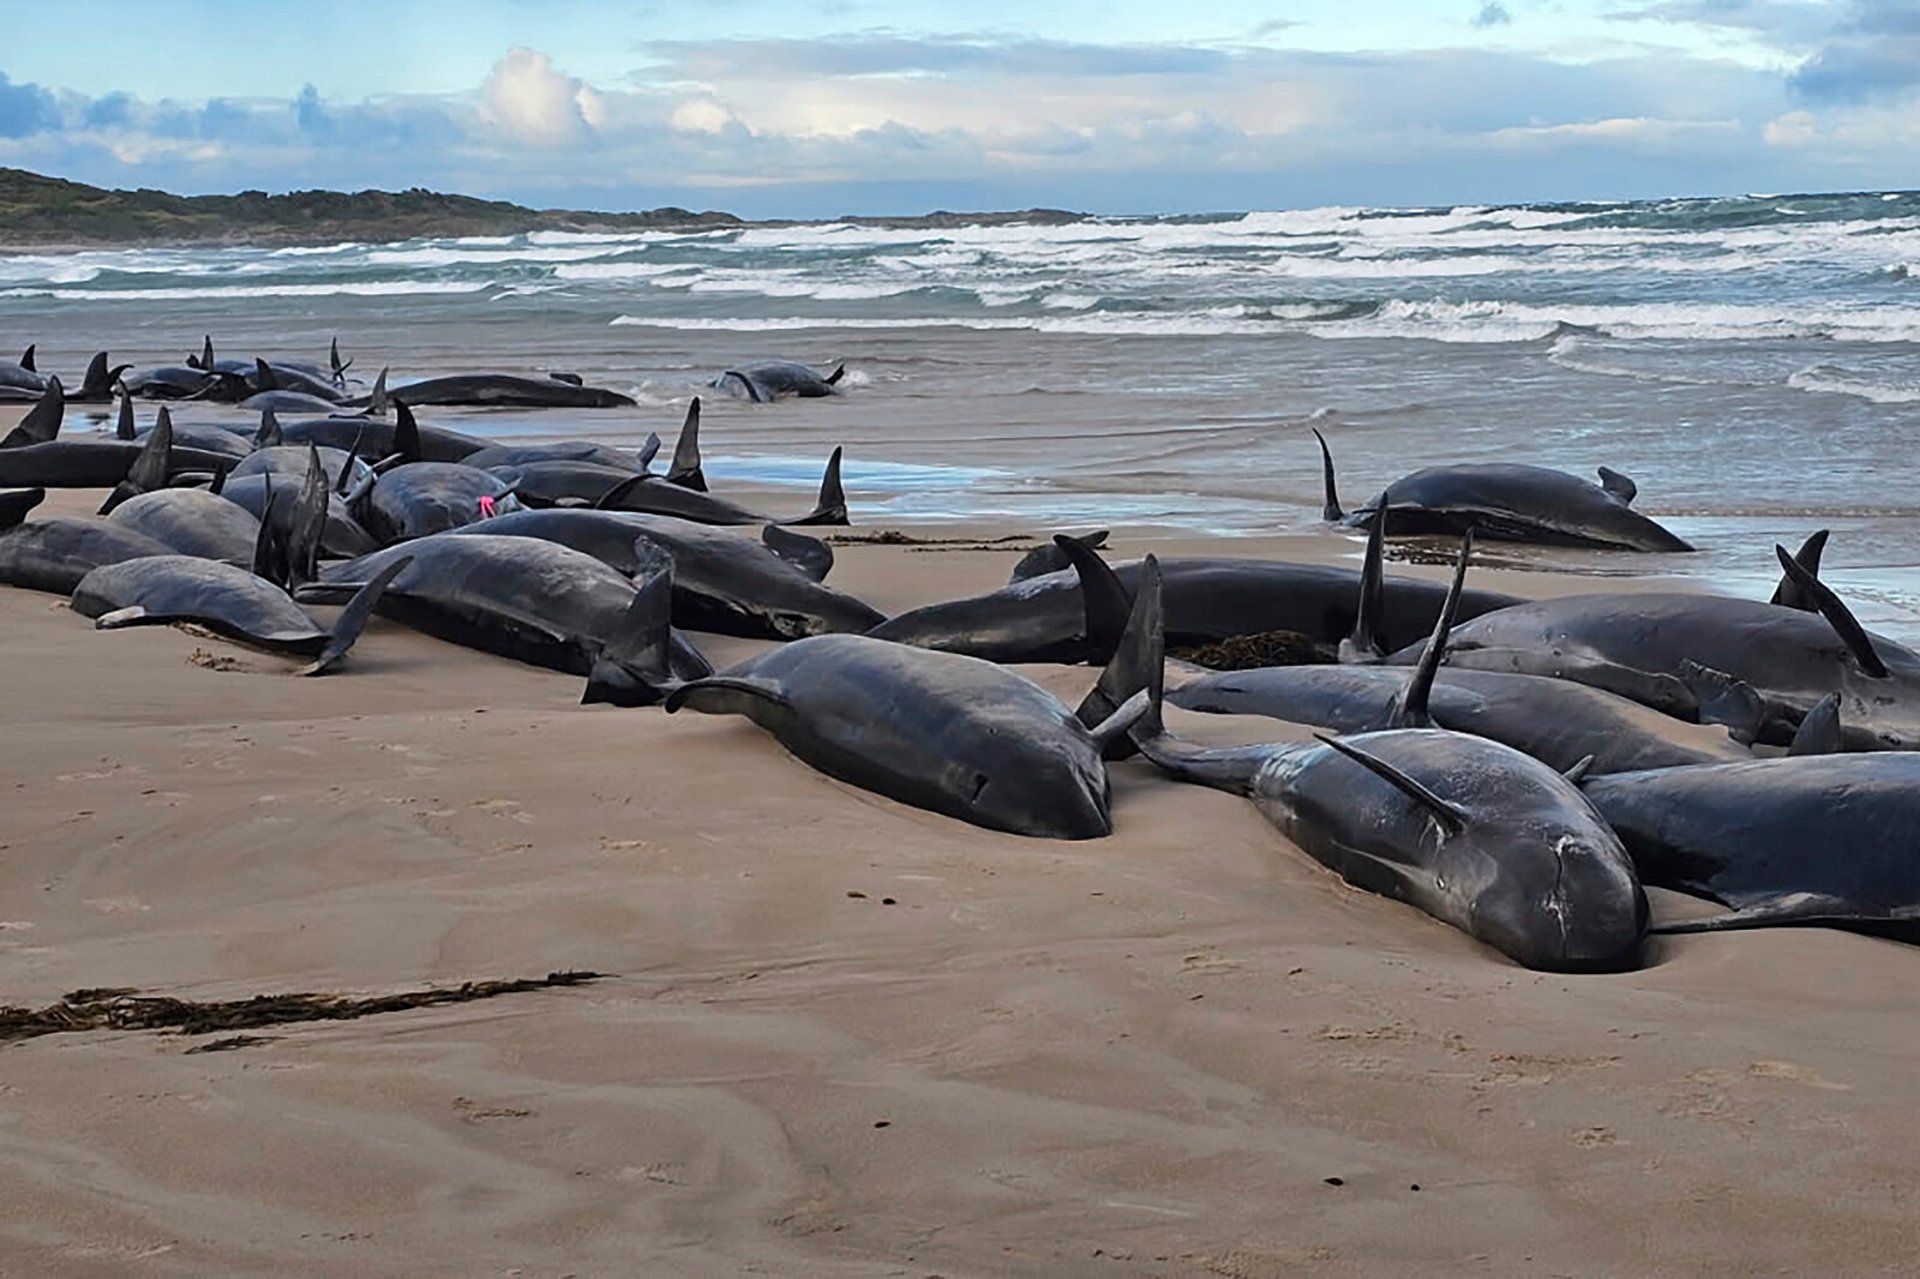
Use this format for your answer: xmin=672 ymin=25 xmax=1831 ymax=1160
xmin=2 ymin=485 xmax=1917 ymax=1274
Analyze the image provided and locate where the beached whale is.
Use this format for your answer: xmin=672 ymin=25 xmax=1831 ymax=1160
xmin=71 ymin=554 xmax=407 ymax=673
xmin=0 ymin=488 xmax=175 ymax=594
xmin=452 ymin=509 xmax=883 ymax=639
xmin=298 ymin=533 xmax=712 ymax=680
xmin=662 ymin=632 xmax=1141 ymax=839
xmin=1409 ymin=546 xmax=1920 ymax=748
xmin=1584 ymin=751 xmax=1920 ymax=939
xmin=1115 ymin=546 xmax=1648 ymax=972
xmin=588 ymin=446 xmax=848 ymax=527
xmin=0 ymin=345 xmax=43 ymax=400
xmin=106 ymin=488 xmax=262 ymax=565
xmin=392 ymin=373 xmax=635 ymax=409
xmin=1316 ymin=430 xmax=1693 ymax=552
xmin=709 ymin=362 xmax=845 ymax=402
xmin=870 ymin=554 xmax=1523 ymax=666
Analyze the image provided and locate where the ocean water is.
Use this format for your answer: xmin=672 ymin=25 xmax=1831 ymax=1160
xmin=4 ymin=191 xmax=1920 ymax=638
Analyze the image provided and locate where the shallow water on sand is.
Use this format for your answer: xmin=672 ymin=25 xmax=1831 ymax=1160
xmin=5 ymin=194 xmax=1919 ymax=640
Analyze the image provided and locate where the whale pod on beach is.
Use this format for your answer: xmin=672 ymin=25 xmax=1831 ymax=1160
xmin=391 ymin=373 xmax=636 ymax=409
xmin=71 ymin=552 xmax=408 ymax=673
xmin=0 ymin=345 xmax=44 ymax=400
xmin=356 ymin=462 xmax=522 ymax=543
xmin=1584 ymin=750 xmax=1920 ymax=939
xmin=298 ymin=533 xmax=713 ymax=680
xmin=220 ymin=473 xmax=378 ymax=560
xmin=661 ymin=631 xmax=1142 ymax=839
xmin=1316 ymin=430 xmax=1693 ymax=552
xmin=1409 ymin=545 xmax=1920 ymax=748
xmin=0 ymin=487 xmax=176 ymax=594
xmin=115 ymin=398 xmax=253 ymax=462
xmin=870 ymin=551 xmax=1524 ymax=666
xmin=452 ymin=508 xmax=884 ymax=639
xmin=270 ymin=405 xmax=485 ymax=463
xmin=709 ymin=362 xmax=845 ymax=403
xmin=1117 ymin=543 xmax=1648 ymax=972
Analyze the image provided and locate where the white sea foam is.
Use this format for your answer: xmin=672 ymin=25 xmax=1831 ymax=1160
xmin=0 ymin=280 xmax=488 ymax=301
xmin=1786 ymin=367 xmax=1920 ymax=403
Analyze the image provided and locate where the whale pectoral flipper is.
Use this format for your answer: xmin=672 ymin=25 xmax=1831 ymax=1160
xmin=1314 ymin=733 xmax=1469 ymax=833
xmin=301 ymin=555 xmax=411 ymax=676
xmin=663 ymin=676 xmax=791 ymax=717
xmin=94 ymin=605 xmax=151 ymax=629
xmin=1386 ymin=530 xmax=1472 ymax=729
xmin=762 ymin=524 xmax=834 ymax=581
xmin=637 ymin=433 xmax=662 ymax=473
xmin=1340 ymin=506 xmax=1388 ymax=663
xmin=0 ymin=487 xmax=46 ymax=528
xmin=1770 ymin=529 xmax=1829 ymax=610
xmin=1653 ymin=894 xmax=1920 ymax=939
xmin=1774 ymin=544 xmax=1888 ymax=678
xmin=826 ymin=364 xmax=846 ymax=386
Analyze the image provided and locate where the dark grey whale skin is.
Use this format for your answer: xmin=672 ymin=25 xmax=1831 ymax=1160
xmin=1413 ymin=591 xmax=1920 ymax=749
xmin=870 ymin=557 xmax=1524 ymax=665
xmin=665 ymin=633 xmax=1116 ymax=840
xmin=1584 ymin=754 xmax=1920 ymax=937
xmin=1348 ymin=464 xmax=1694 ymax=552
xmin=106 ymin=489 xmax=262 ymax=565
xmin=1170 ymin=664 xmax=1750 ymax=776
xmin=451 ymin=509 xmax=884 ymax=639
xmin=0 ymin=506 xmax=176 ymax=595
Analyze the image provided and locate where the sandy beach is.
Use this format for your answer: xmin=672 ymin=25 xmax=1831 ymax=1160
xmin=5 ymin=465 xmax=1920 ymax=1276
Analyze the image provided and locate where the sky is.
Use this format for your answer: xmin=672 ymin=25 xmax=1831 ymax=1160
xmin=0 ymin=1 xmax=1916 ymax=217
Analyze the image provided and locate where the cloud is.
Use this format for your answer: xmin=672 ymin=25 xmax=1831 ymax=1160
xmin=0 ymin=29 xmax=1915 ymax=217
xmin=0 ymin=72 xmax=58 ymax=138
xmin=1473 ymin=3 xmax=1514 ymax=29
xmin=1788 ymin=1 xmax=1920 ymax=101
xmin=479 ymin=47 xmax=600 ymax=145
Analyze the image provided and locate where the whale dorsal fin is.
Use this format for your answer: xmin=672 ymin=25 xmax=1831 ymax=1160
xmin=1388 ymin=529 xmax=1473 ymax=728
xmin=1562 ymin=755 xmax=1595 ymax=785
xmin=200 ymin=336 xmax=215 ymax=372
xmin=100 ymin=404 xmax=170 ymax=514
xmin=287 ymin=445 xmax=330 ymax=588
xmin=1341 ymin=508 xmax=1388 ymax=663
xmin=17 ymin=343 xmax=33 ymax=373
xmin=254 ymin=357 xmax=278 ymax=392
xmin=209 ymin=464 xmax=227 ymax=496
xmin=1057 ymin=533 xmax=1134 ymax=663
xmin=367 ymin=366 xmax=390 ymax=415
xmin=2 ymin=376 xmax=63 ymax=448
xmin=1770 ymin=529 xmax=1828 ymax=611
xmin=1313 ymin=428 xmax=1343 ymax=522
xmin=637 ymin=432 xmax=661 ymax=473
xmin=255 ymin=406 xmax=282 ymax=449
xmin=392 ymin=402 xmax=420 ymax=464
xmin=1788 ymin=693 xmax=1843 ymax=756
xmin=1774 ymin=544 xmax=1888 ymax=678
xmin=1598 ymin=466 xmax=1637 ymax=504
xmin=788 ymin=446 xmax=847 ymax=526
xmin=1315 ymin=733 xmax=1468 ymax=832
xmin=580 ymin=541 xmax=684 ymax=706
xmin=0 ymin=487 xmax=46 ymax=529
xmin=116 ymin=393 xmax=135 ymax=441
xmin=668 ymin=397 xmax=706 ymax=491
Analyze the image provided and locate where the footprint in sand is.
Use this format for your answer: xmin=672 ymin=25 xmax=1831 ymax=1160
xmin=1573 ymin=1126 xmax=1618 ymax=1148
xmin=1749 ymin=1060 xmax=1848 ymax=1090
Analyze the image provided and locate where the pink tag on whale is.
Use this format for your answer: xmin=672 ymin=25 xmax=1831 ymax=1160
xmin=477 ymin=495 xmax=497 ymax=518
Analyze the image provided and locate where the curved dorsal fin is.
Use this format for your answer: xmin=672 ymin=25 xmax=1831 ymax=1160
xmin=1388 ymin=528 xmax=1473 ymax=728
xmin=1562 ymin=755 xmax=1595 ymax=785
xmin=1341 ymin=506 xmax=1388 ymax=663
xmin=668 ymin=397 xmax=706 ymax=491
xmin=0 ymin=487 xmax=45 ymax=529
xmin=788 ymin=446 xmax=847 ymax=526
xmin=253 ymin=357 xmax=278 ymax=392
xmin=255 ymin=406 xmax=282 ymax=449
xmin=1597 ymin=466 xmax=1637 ymax=504
xmin=2 ymin=376 xmax=62 ymax=448
xmin=200 ymin=335 xmax=215 ymax=372
xmin=115 ymin=393 xmax=135 ymax=441
xmin=581 ymin=540 xmax=684 ymax=706
xmin=1787 ymin=693 xmax=1843 ymax=756
xmin=1315 ymin=733 xmax=1468 ymax=832
xmin=81 ymin=352 xmax=113 ymax=399
xmin=1057 ymin=532 xmax=1133 ymax=661
xmin=17 ymin=343 xmax=33 ymax=373
xmin=1770 ymin=529 xmax=1828 ymax=611
xmin=392 ymin=402 xmax=420 ymax=464
xmin=1312 ymin=428 xmax=1343 ymax=521
xmin=1774 ymin=544 xmax=1887 ymax=677
xmin=1073 ymin=551 xmax=1164 ymax=755
xmin=637 ymin=432 xmax=661 ymax=473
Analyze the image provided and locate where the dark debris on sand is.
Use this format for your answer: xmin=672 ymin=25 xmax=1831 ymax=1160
xmin=1171 ymin=630 xmax=1334 ymax=671
xmin=0 ymin=971 xmax=604 ymax=1046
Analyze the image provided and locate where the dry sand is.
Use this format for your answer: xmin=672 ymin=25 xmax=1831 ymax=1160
xmin=3 ymin=480 xmax=1919 ymax=1277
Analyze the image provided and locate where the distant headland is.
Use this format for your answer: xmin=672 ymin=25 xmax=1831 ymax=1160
xmin=0 ymin=167 xmax=1085 ymax=249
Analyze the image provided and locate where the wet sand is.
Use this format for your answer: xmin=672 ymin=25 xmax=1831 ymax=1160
xmin=3 ymin=477 xmax=1920 ymax=1275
